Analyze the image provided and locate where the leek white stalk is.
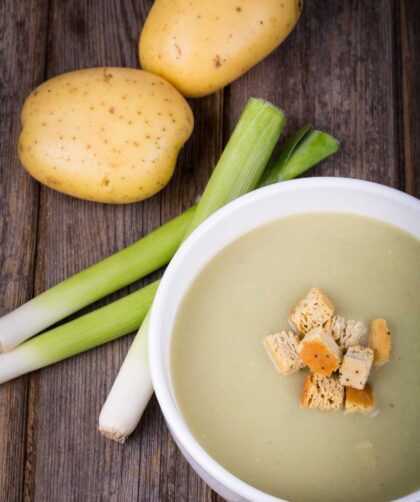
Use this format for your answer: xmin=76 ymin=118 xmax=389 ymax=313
xmin=99 ymin=312 xmax=152 ymax=443
xmin=0 ymin=281 xmax=158 ymax=383
xmin=0 ymin=207 xmax=194 ymax=352
xmin=99 ymin=98 xmax=287 ymax=442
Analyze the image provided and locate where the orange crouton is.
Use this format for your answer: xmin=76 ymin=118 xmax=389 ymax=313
xmin=300 ymin=372 xmax=344 ymax=411
xmin=298 ymin=327 xmax=342 ymax=377
xmin=263 ymin=331 xmax=305 ymax=375
xmin=345 ymin=384 xmax=375 ymax=414
xmin=369 ymin=319 xmax=392 ymax=367
xmin=289 ymin=287 xmax=334 ymax=336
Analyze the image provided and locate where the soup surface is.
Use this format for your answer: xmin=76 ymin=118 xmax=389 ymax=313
xmin=171 ymin=213 xmax=420 ymax=502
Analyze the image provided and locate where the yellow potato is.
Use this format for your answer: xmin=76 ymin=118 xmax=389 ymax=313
xmin=19 ymin=68 xmax=194 ymax=203
xmin=139 ymin=0 xmax=302 ymax=98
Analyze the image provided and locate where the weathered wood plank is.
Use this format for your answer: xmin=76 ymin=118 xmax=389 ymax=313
xmin=25 ymin=0 xmax=224 ymax=501
xmin=399 ymin=0 xmax=420 ymax=197
xmin=0 ymin=1 xmax=49 ymax=501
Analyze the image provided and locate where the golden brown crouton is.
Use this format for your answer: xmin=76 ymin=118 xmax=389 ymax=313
xmin=300 ymin=372 xmax=344 ymax=411
xmin=369 ymin=319 xmax=392 ymax=367
xmin=298 ymin=327 xmax=342 ymax=377
xmin=263 ymin=331 xmax=305 ymax=375
xmin=339 ymin=345 xmax=374 ymax=389
xmin=289 ymin=287 xmax=334 ymax=335
xmin=345 ymin=384 xmax=375 ymax=414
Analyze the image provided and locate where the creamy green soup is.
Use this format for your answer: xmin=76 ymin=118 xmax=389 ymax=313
xmin=171 ymin=213 xmax=420 ymax=502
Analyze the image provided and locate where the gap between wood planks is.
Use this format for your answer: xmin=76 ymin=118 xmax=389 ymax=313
xmin=23 ymin=1 xmax=52 ymax=500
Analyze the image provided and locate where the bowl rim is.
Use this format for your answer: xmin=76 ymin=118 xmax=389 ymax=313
xmin=149 ymin=177 xmax=420 ymax=502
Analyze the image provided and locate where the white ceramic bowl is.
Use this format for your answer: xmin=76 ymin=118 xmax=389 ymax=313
xmin=149 ymin=177 xmax=420 ymax=502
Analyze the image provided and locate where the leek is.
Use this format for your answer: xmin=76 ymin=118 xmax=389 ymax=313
xmin=0 ymin=281 xmax=159 ymax=384
xmin=0 ymin=208 xmax=194 ymax=352
xmin=99 ymin=98 xmax=286 ymax=442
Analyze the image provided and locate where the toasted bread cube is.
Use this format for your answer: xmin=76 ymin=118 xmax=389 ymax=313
xmin=345 ymin=384 xmax=375 ymax=414
xmin=369 ymin=319 xmax=392 ymax=367
xmin=298 ymin=327 xmax=342 ymax=377
xmin=289 ymin=287 xmax=334 ymax=335
xmin=327 ymin=315 xmax=345 ymax=340
xmin=300 ymin=372 xmax=344 ymax=411
xmin=330 ymin=316 xmax=368 ymax=349
xmin=263 ymin=331 xmax=305 ymax=375
xmin=339 ymin=345 xmax=373 ymax=389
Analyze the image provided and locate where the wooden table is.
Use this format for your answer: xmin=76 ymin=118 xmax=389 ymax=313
xmin=0 ymin=1 xmax=418 ymax=500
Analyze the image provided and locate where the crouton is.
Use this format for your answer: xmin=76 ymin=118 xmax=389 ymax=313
xmin=263 ymin=331 xmax=305 ymax=375
xmin=369 ymin=319 xmax=392 ymax=367
xmin=327 ymin=315 xmax=345 ymax=340
xmin=298 ymin=327 xmax=342 ymax=377
xmin=289 ymin=287 xmax=334 ymax=335
xmin=345 ymin=384 xmax=375 ymax=414
xmin=300 ymin=372 xmax=344 ymax=411
xmin=330 ymin=316 xmax=368 ymax=349
xmin=339 ymin=345 xmax=374 ymax=389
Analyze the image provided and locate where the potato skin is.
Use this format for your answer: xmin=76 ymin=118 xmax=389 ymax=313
xmin=19 ymin=68 xmax=194 ymax=203
xmin=139 ymin=0 xmax=302 ymax=98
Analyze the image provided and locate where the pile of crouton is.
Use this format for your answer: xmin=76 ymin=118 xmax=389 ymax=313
xmin=263 ymin=287 xmax=392 ymax=414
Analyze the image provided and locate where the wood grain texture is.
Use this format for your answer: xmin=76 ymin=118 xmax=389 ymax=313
xmin=0 ymin=1 xmax=418 ymax=501
xmin=0 ymin=1 xmax=48 ymax=501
